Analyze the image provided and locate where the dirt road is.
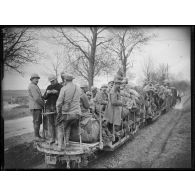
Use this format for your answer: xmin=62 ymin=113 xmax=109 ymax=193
xmin=4 ymin=95 xmax=191 ymax=169
xmin=4 ymin=116 xmax=33 ymax=140
xmin=88 ymin=95 xmax=191 ymax=169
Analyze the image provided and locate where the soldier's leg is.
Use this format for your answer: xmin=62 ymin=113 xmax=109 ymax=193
xmin=64 ymin=118 xmax=75 ymax=146
xmin=32 ymin=109 xmax=44 ymax=141
xmin=57 ymin=119 xmax=65 ymax=150
xmin=64 ymin=125 xmax=71 ymax=146
xmin=48 ymin=113 xmax=55 ymax=143
xmin=107 ymin=122 xmax=113 ymax=134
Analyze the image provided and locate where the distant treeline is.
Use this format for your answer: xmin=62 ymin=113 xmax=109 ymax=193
xmin=171 ymin=80 xmax=190 ymax=93
xmin=3 ymin=89 xmax=45 ymax=100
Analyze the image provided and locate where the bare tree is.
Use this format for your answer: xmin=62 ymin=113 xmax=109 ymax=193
xmin=3 ymin=28 xmax=38 ymax=74
xmin=42 ymin=51 xmax=65 ymax=79
xmin=157 ymin=63 xmax=169 ymax=83
xmin=53 ymin=27 xmax=114 ymax=88
xmin=108 ymin=28 xmax=156 ymax=76
xmin=142 ymin=57 xmax=154 ymax=82
xmin=142 ymin=57 xmax=171 ymax=84
xmin=50 ymin=51 xmax=62 ymax=78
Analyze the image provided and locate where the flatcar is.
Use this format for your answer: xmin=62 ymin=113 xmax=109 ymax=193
xmin=35 ymin=87 xmax=176 ymax=168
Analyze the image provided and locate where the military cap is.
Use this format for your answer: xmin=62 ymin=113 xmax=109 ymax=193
xmin=48 ymin=74 xmax=57 ymax=82
xmin=30 ymin=73 xmax=40 ymax=80
xmin=101 ymin=84 xmax=108 ymax=89
xmin=80 ymin=82 xmax=88 ymax=88
xmin=114 ymin=76 xmax=123 ymax=84
xmin=91 ymin=86 xmax=97 ymax=91
xmin=108 ymin=81 xmax=114 ymax=85
xmin=86 ymin=91 xmax=92 ymax=96
xmin=63 ymin=73 xmax=75 ymax=81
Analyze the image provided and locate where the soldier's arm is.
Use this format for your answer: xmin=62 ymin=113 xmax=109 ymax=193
xmin=81 ymin=94 xmax=90 ymax=109
xmin=111 ymin=93 xmax=122 ymax=106
xmin=56 ymin=84 xmax=62 ymax=96
xmin=30 ymin=85 xmax=44 ymax=107
xmin=56 ymin=87 xmax=65 ymax=113
xmin=43 ymin=86 xmax=49 ymax=100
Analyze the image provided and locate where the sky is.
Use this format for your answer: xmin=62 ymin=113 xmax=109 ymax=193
xmin=2 ymin=27 xmax=191 ymax=90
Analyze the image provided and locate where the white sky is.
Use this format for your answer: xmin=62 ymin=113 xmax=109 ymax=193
xmin=2 ymin=27 xmax=191 ymax=90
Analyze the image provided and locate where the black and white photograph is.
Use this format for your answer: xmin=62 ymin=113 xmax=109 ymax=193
xmin=1 ymin=26 xmax=192 ymax=169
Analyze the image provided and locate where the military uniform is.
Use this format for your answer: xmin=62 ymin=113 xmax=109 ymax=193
xmin=43 ymin=82 xmax=62 ymax=142
xmin=56 ymin=76 xmax=81 ymax=150
xmin=80 ymin=91 xmax=90 ymax=115
xmin=104 ymin=86 xmax=122 ymax=133
xmin=94 ymin=90 xmax=108 ymax=115
xmin=28 ymin=74 xmax=44 ymax=140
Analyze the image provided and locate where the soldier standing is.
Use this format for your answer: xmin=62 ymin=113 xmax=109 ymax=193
xmin=80 ymin=83 xmax=90 ymax=115
xmin=56 ymin=73 xmax=81 ymax=151
xmin=43 ymin=75 xmax=63 ymax=144
xmin=94 ymin=84 xmax=108 ymax=115
xmin=104 ymin=80 xmax=123 ymax=136
xmin=28 ymin=73 xmax=45 ymax=141
xmin=91 ymin=86 xmax=98 ymax=99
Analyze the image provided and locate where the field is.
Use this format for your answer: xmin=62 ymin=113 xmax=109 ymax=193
xmin=3 ymin=94 xmax=191 ymax=169
xmin=3 ymin=89 xmax=44 ymax=120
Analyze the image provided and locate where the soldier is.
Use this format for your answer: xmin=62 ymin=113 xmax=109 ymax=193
xmin=91 ymin=86 xmax=98 ymax=98
xmin=56 ymin=73 xmax=81 ymax=150
xmin=43 ymin=74 xmax=63 ymax=144
xmin=60 ymin=71 xmax=67 ymax=86
xmin=113 ymin=67 xmax=124 ymax=82
xmin=28 ymin=73 xmax=45 ymax=141
xmin=94 ymin=84 xmax=108 ymax=115
xmin=107 ymin=81 xmax=114 ymax=93
xmin=80 ymin=83 xmax=90 ymax=115
xmin=86 ymin=91 xmax=95 ymax=114
xmin=104 ymin=79 xmax=124 ymax=136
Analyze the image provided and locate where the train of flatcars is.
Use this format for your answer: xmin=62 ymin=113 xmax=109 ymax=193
xmin=35 ymin=83 xmax=180 ymax=169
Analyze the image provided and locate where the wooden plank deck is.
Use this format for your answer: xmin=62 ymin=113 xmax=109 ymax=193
xmin=35 ymin=141 xmax=100 ymax=155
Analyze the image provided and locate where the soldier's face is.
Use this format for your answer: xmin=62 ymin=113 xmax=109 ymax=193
xmin=87 ymin=95 xmax=91 ymax=100
xmin=102 ymin=88 xmax=107 ymax=92
xmin=32 ymin=78 xmax=39 ymax=85
xmin=50 ymin=79 xmax=57 ymax=85
xmin=115 ymin=84 xmax=120 ymax=91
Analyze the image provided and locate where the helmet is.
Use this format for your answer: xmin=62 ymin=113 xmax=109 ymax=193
xmin=101 ymin=84 xmax=108 ymax=89
xmin=61 ymin=71 xmax=65 ymax=77
xmin=30 ymin=73 xmax=40 ymax=80
xmin=86 ymin=91 xmax=92 ymax=96
xmin=114 ymin=78 xmax=122 ymax=84
xmin=63 ymin=73 xmax=75 ymax=81
xmin=108 ymin=81 xmax=114 ymax=85
xmin=80 ymin=82 xmax=88 ymax=88
xmin=91 ymin=86 xmax=97 ymax=91
xmin=48 ymin=74 xmax=57 ymax=82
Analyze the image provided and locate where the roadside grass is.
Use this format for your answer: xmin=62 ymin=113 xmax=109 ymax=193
xmin=4 ymin=142 xmax=44 ymax=169
xmin=3 ymin=105 xmax=31 ymax=120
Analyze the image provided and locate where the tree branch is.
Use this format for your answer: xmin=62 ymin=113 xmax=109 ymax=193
xmin=60 ymin=28 xmax=89 ymax=60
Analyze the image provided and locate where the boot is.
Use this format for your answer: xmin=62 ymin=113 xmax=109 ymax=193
xmin=34 ymin=124 xmax=44 ymax=141
xmin=48 ymin=116 xmax=55 ymax=144
xmin=47 ymin=126 xmax=55 ymax=144
xmin=64 ymin=127 xmax=71 ymax=147
xmin=57 ymin=126 xmax=64 ymax=151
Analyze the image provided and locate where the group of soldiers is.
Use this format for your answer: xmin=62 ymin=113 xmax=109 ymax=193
xmin=143 ymin=79 xmax=178 ymax=114
xmin=28 ymin=68 xmax=178 ymax=151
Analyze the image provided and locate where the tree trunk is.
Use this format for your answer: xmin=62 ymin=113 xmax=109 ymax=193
xmin=88 ymin=28 xmax=98 ymax=89
xmin=88 ymin=73 xmax=94 ymax=89
xmin=122 ymin=56 xmax=127 ymax=77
